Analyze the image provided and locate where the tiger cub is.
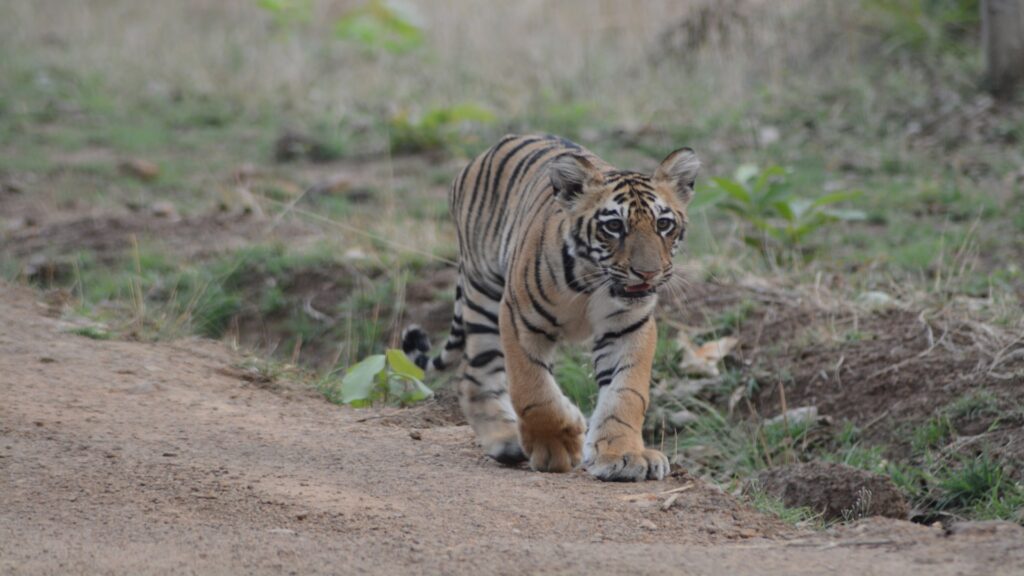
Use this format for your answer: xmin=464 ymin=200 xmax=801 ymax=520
xmin=403 ymin=134 xmax=699 ymax=481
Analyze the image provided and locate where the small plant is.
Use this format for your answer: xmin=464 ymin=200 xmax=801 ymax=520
xmin=335 ymin=0 xmax=424 ymax=55
xmin=861 ymin=0 xmax=980 ymax=55
xmin=945 ymin=390 xmax=1000 ymax=421
xmin=68 ymin=325 xmax=112 ymax=340
xmin=841 ymin=487 xmax=875 ymax=522
xmin=935 ymin=454 xmax=1021 ymax=514
xmin=256 ymin=0 xmax=313 ymax=32
xmin=388 ymin=103 xmax=495 ymax=155
xmin=335 ymin=349 xmax=432 ymax=407
xmin=710 ymin=165 xmax=865 ymax=262
xmin=911 ymin=415 xmax=954 ymax=452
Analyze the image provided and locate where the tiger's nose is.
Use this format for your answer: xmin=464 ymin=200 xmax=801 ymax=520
xmin=631 ymin=267 xmax=659 ymax=281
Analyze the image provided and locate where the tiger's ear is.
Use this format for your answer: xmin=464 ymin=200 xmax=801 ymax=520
xmin=654 ymin=147 xmax=700 ymax=205
xmin=550 ymin=153 xmax=603 ymax=206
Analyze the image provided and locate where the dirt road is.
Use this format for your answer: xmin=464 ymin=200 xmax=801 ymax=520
xmin=1 ymin=283 xmax=1022 ymax=575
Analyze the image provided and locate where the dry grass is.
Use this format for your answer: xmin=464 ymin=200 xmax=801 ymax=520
xmin=1 ymin=0 xmax=868 ymax=122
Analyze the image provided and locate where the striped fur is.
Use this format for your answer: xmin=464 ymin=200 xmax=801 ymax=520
xmin=403 ymin=134 xmax=699 ymax=480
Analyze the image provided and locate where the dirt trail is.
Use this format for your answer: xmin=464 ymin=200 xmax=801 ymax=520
xmin=1 ymin=283 xmax=1022 ymax=575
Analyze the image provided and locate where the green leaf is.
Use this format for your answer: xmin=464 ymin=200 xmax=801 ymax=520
xmin=733 ymin=164 xmax=760 ymax=184
xmin=335 ymin=0 xmax=423 ymax=54
xmin=257 ymin=0 xmax=287 ymax=12
xmin=711 ymin=177 xmax=751 ymax=205
xmin=811 ymin=190 xmax=862 ymax=208
xmin=340 ymin=354 xmax=386 ymax=405
xmin=771 ymin=200 xmax=796 ymax=222
xmin=400 ymin=378 xmax=434 ymax=403
xmin=786 ymin=198 xmax=814 ymax=220
xmin=386 ymin=348 xmax=424 ymax=381
xmin=823 ymin=208 xmax=868 ymax=221
xmin=753 ymin=165 xmax=786 ymax=194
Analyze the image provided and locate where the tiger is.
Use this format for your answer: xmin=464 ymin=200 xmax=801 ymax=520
xmin=402 ymin=134 xmax=700 ymax=482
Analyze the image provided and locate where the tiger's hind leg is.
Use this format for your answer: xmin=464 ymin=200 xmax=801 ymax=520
xmin=458 ymin=281 xmax=525 ymax=465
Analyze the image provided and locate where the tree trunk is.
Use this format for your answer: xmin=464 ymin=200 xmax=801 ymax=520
xmin=982 ymin=0 xmax=1024 ymax=98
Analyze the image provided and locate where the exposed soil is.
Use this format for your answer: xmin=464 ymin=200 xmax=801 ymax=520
xmin=2 ymin=211 xmax=317 ymax=267
xmin=747 ymin=304 xmax=1024 ymax=467
xmin=663 ymin=278 xmax=1024 ymax=477
xmin=754 ymin=461 xmax=910 ymax=521
xmin=3 ymin=283 xmax=1024 ymax=574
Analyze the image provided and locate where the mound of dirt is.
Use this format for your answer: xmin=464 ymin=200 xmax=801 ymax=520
xmin=753 ymin=461 xmax=910 ymax=521
xmin=749 ymin=305 xmax=1024 ymax=464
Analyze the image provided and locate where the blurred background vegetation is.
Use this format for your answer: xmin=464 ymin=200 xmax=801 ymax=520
xmin=1 ymin=0 xmax=1022 ymax=526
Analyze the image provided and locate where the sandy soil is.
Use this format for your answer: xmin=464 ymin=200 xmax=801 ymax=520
xmin=2 ymin=282 xmax=1022 ymax=575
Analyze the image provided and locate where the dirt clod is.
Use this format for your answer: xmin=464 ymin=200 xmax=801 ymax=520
xmin=753 ymin=461 xmax=910 ymax=521
xmin=119 ymin=158 xmax=161 ymax=181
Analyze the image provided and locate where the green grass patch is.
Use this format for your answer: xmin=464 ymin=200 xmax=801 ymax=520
xmin=68 ymin=326 xmax=112 ymax=340
xmin=555 ymin=348 xmax=597 ymax=416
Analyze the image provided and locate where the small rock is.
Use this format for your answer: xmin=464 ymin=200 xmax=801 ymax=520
xmin=150 ymin=201 xmax=179 ymax=220
xmin=856 ymin=291 xmax=895 ymax=309
xmin=409 ymin=430 xmax=422 ymax=441
xmin=639 ymin=519 xmax=658 ymax=530
xmin=2 ymin=179 xmax=25 ymax=194
xmin=343 ymin=248 xmax=368 ymax=261
xmin=119 ymin=158 xmax=160 ymax=182
xmin=668 ymin=409 xmax=698 ymax=429
xmin=758 ymin=125 xmax=781 ymax=145
xmin=765 ymin=406 xmax=820 ymax=427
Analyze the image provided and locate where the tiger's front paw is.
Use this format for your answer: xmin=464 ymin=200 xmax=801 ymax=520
xmin=587 ymin=448 xmax=669 ymax=482
xmin=518 ymin=402 xmax=586 ymax=473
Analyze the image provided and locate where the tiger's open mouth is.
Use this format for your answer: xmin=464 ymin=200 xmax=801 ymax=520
xmin=612 ymin=282 xmax=655 ymax=299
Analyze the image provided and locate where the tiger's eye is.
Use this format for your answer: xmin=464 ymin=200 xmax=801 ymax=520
xmin=604 ymin=220 xmax=624 ymax=233
xmin=657 ymin=218 xmax=674 ymax=232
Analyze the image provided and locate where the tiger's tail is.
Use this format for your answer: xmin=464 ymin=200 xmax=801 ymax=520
xmin=401 ymin=278 xmax=465 ymax=372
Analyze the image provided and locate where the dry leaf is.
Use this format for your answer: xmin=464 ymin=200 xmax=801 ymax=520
xmin=677 ymin=333 xmax=738 ymax=377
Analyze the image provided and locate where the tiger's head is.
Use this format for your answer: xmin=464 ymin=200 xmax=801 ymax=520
xmin=550 ymin=147 xmax=700 ymax=301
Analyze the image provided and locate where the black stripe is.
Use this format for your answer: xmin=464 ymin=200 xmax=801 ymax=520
xmin=517 ymin=309 xmax=557 ymax=342
xmin=466 ymin=142 xmax=505 ymax=231
xmin=561 ymin=243 xmax=586 ymax=293
xmin=465 ymin=322 xmax=500 ymax=335
xmin=533 ymin=225 xmax=553 ymax=304
xmin=593 ymin=316 xmax=650 ymax=351
xmin=617 ymin=388 xmax=648 ymax=413
xmin=500 ymin=147 xmax=557 ymax=252
xmin=525 ymin=285 xmax=559 ymax=327
xmin=480 ymin=137 xmax=542 ymax=236
xmin=467 ymin=276 xmax=503 ymax=303
xmin=464 ymin=296 xmax=499 ymax=324
xmin=469 ymin=349 xmax=504 ymax=368
xmin=469 ymin=389 xmax=508 ymax=402
xmin=526 ymin=354 xmax=553 ymax=374
xmin=600 ymin=414 xmax=637 ymax=431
